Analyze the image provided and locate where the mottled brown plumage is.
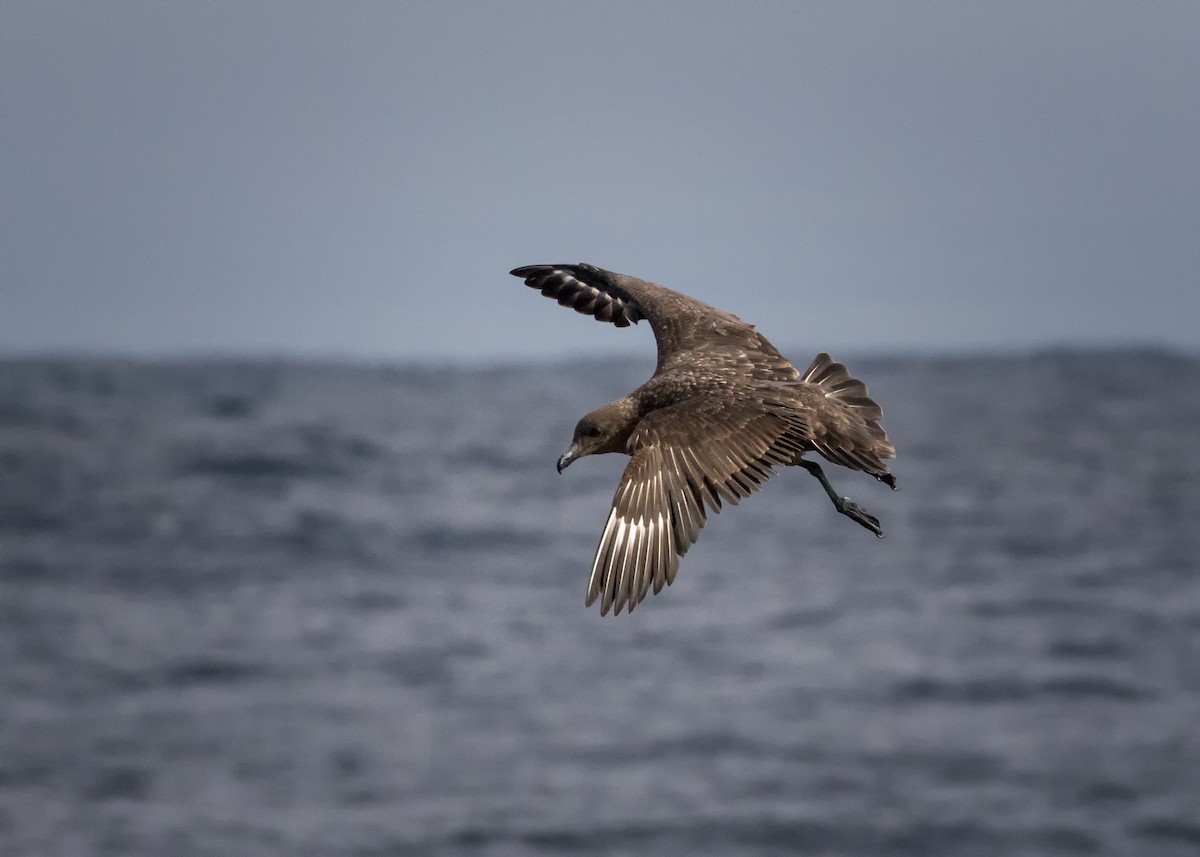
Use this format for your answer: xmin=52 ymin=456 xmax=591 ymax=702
xmin=510 ymin=263 xmax=897 ymax=616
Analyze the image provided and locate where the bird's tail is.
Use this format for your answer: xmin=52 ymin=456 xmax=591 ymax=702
xmin=800 ymin=353 xmax=896 ymax=487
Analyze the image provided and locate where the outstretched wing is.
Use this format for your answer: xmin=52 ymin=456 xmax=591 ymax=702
xmin=510 ymin=263 xmax=799 ymax=380
xmin=586 ymin=395 xmax=811 ymax=615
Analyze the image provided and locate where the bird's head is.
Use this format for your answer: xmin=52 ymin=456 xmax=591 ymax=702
xmin=557 ymin=400 xmax=638 ymax=473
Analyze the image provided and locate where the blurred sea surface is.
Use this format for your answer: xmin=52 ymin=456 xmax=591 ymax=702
xmin=1 ymin=350 xmax=1199 ymax=857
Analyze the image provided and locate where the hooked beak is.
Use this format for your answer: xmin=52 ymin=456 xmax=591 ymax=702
xmin=556 ymin=442 xmax=582 ymax=474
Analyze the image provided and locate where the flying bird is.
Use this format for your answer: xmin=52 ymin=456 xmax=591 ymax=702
xmin=510 ymin=263 xmax=897 ymax=616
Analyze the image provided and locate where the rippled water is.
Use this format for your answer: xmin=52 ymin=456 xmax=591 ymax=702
xmin=2 ymin=350 xmax=1199 ymax=856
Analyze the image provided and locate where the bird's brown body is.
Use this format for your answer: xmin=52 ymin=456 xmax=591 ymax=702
xmin=511 ymin=263 xmax=896 ymax=615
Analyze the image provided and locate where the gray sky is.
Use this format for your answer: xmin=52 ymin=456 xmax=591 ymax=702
xmin=4 ymin=1 xmax=1199 ymax=362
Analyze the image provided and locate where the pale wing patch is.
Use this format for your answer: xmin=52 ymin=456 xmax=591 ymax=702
xmin=585 ymin=449 xmax=678 ymax=616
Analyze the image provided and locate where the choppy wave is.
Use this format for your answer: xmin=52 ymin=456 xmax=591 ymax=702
xmin=2 ymin=350 xmax=1198 ymax=856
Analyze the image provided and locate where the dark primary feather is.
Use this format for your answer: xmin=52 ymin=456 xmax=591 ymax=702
xmin=509 ymin=263 xmax=896 ymax=615
xmin=510 ymin=264 xmax=643 ymax=327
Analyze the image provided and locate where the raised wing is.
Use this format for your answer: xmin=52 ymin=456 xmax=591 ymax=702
xmin=586 ymin=395 xmax=811 ymax=615
xmin=511 ymin=263 xmax=800 ymax=380
xmin=510 ymin=263 xmax=646 ymax=327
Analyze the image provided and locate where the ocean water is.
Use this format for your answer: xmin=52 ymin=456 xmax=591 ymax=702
xmin=1 ymin=350 xmax=1199 ymax=857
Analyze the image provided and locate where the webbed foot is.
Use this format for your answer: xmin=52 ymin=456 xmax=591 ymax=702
xmin=835 ymin=496 xmax=884 ymax=538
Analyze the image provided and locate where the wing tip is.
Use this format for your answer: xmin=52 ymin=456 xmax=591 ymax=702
xmin=509 ymin=264 xmax=643 ymax=328
xmin=510 ymin=263 xmax=597 ymax=279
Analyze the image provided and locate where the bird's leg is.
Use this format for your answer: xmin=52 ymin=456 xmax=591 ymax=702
xmin=797 ymin=459 xmax=884 ymax=538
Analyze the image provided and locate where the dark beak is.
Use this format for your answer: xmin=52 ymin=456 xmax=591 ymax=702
xmin=556 ymin=442 xmax=581 ymax=474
